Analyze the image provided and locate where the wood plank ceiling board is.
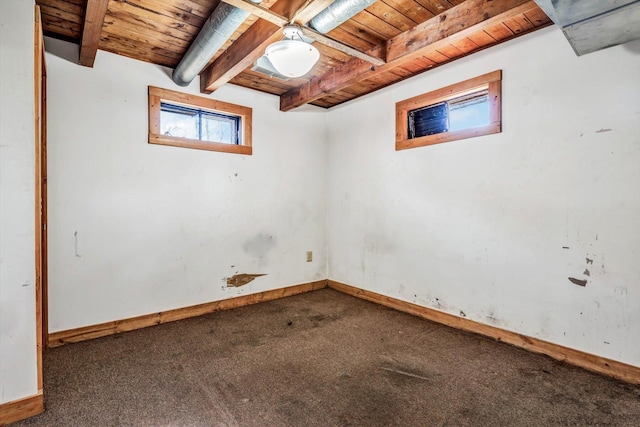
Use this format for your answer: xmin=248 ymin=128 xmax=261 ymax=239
xmin=39 ymin=0 xmax=85 ymax=42
xmin=36 ymin=0 xmax=552 ymax=109
xmin=382 ymin=0 xmax=436 ymax=23
xmin=324 ymin=25 xmax=381 ymax=51
xmin=467 ymin=30 xmax=497 ymax=47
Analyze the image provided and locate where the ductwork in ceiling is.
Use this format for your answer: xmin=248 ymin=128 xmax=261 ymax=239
xmin=309 ymin=0 xmax=378 ymax=34
xmin=172 ymin=0 xmax=263 ymax=87
xmin=534 ymin=0 xmax=640 ymax=56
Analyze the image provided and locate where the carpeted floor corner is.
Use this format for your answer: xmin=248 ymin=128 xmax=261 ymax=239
xmin=13 ymin=288 xmax=640 ymax=426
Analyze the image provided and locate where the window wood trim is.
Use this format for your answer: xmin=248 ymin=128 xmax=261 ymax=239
xmin=148 ymin=86 xmax=252 ymax=155
xmin=395 ymin=70 xmax=502 ymax=150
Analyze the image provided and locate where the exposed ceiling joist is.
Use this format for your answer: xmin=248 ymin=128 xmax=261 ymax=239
xmin=201 ymin=0 xmax=383 ymax=93
xmin=280 ymin=0 xmax=540 ymax=111
xmin=290 ymin=0 xmax=336 ymax=23
xmin=223 ymin=0 xmax=385 ymax=63
xmin=200 ymin=0 xmax=309 ymax=94
xmin=200 ymin=19 xmax=283 ymax=94
xmin=221 ymin=0 xmax=288 ymax=27
xmin=79 ymin=0 xmax=109 ymax=67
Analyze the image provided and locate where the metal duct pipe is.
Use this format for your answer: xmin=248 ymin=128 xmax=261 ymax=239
xmin=172 ymin=0 xmax=262 ymax=87
xmin=309 ymin=0 xmax=377 ymax=34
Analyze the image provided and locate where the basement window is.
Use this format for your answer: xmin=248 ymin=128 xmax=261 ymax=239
xmin=148 ymin=86 xmax=252 ymax=155
xmin=396 ymin=70 xmax=502 ymax=150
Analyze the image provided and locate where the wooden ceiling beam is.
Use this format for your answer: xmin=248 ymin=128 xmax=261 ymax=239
xmin=291 ymin=0 xmax=336 ymax=24
xmin=200 ymin=19 xmax=283 ymax=94
xmin=79 ymin=0 xmax=109 ymax=67
xmin=280 ymin=0 xmax=540 ymax=111
xmin=221 ymin=0 xmax=288 ymax=27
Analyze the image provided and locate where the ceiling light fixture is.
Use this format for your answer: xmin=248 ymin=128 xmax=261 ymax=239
xmin=264 ymin=25 xmax=320 ymax=78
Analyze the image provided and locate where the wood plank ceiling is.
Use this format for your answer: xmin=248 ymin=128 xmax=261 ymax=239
xmin=36 ymin=0 xmax=552 ymax=110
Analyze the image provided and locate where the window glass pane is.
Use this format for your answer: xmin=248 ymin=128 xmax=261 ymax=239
xmin=160 ymin=103 xmax=199 ymax=139
xmin=408 ymin=102 xmax=448 ymax=138
xmin=160 ymin=102 xmax=240 ymax=144
xmin=448 ymin=90 xmax=489 ymax=131
xmin=201 ymin=112 xmax=238 ymax=145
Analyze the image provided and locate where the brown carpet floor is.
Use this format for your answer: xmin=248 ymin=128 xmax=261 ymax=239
xmin=14 ymin=288 xmax=640 ymax=426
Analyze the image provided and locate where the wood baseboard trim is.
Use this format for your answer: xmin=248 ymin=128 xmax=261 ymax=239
xmin=49 ymin=280 xmax=327 ymax=348
xmin=327 ymin=280 xmax=640 ymax=385
xmin=0 ymin=391 xmax=43 ymax=426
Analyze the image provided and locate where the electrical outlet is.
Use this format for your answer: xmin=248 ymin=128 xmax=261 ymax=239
xmin=306 ymin=251 xmax=313 ymax=262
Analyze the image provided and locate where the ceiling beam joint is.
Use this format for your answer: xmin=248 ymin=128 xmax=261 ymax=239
xmin=201 ymin=0 xmax=383 ymax=94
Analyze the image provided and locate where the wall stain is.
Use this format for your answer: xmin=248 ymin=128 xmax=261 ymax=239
xmin=364 ymin=233 xmax=396 ymax=255
xmin=595 ymin=128 xmax=612 ymax=133
xmin=586 ymin=257 xmax=593 ymax=265
xmin=486 ymin=313 xmax=498 ymax=324
xmin=583 ymin=269 xmax=590 ymax=276
xmin=226 ymin=273 xmax=266 ymax=287
xmin=74 ymin=231 xmax=82 ymax=258
xmin=243 ymin=234 xmax=276 ymax=258
xmin=568 ymin=277 xmax=587 ymax=287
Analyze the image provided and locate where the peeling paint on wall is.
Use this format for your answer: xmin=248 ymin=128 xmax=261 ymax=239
xmin=568 ymin=277 xmax=587 ymax=287
xmin=226 ymin=273 xmax=266 ymax=287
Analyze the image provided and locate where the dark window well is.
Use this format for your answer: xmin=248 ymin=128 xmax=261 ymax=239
xmin=408 ymin=102 xmax=448 ymax=138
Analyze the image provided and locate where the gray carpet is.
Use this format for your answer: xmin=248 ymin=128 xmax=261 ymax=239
xmin=14 ymin=288 xmax=640 ymax=426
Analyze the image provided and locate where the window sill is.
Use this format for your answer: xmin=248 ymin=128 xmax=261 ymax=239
xmin=149 ymin=134 xmax=252 ymax=155
xmin=396 ymin=122 xmax=501 ymax=151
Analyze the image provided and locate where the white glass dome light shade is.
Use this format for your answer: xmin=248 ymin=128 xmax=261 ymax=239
xmin=264 ymin=39 xmax=320 ymax=78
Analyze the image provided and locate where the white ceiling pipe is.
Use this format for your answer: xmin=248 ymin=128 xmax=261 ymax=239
xmin=309 ymin=0 xmax=378 ymax=34
xmin=172 ymin=0 xmax=262 ymax=87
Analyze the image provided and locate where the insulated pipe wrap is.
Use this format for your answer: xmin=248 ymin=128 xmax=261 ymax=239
xmin=309 ymin=0 xmax=377 ymax=34
xmin=172 ymin=1 xmax=261 ymax=87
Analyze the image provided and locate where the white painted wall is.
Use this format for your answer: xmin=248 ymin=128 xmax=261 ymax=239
xmin=45 ymin=39 xmax=327 ymax=332
xmin=0 ymin=0 xmax=38 ymax=404
xmin=327 ymin=27 xmax=640 ymax=366
xmin=22 ymin=18 xmax=640 ymax=392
